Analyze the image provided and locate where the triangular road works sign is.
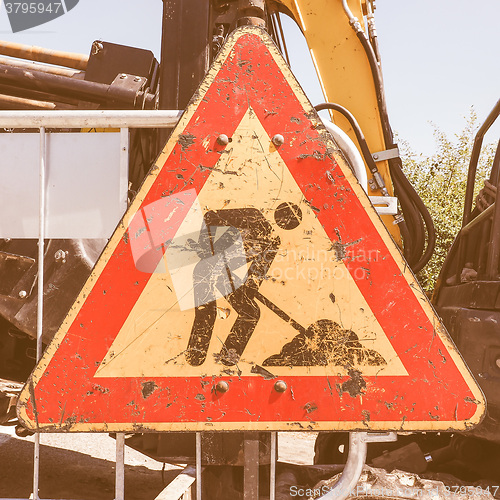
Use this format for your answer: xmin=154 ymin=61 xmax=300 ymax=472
xmin=19 ymin=27 xmax=484 ymax=432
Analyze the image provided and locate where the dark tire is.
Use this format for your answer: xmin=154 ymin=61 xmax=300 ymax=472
xmin=313 ymin=432 xmax=350 ymax=465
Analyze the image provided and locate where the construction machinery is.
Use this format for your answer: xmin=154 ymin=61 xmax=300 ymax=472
xmin=0 ymin=1 xmax=498 ymax=498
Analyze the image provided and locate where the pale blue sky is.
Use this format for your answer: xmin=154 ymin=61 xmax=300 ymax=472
xmin=0 ymin=0 xmax=498 ymax=155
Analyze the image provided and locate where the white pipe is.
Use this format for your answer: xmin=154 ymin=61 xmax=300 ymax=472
xmin=270 ymin=432 xmax=277 ymax=500
xmin=37 ymin=126 xmax=45 ymax=363
xmin=196 ymin=432 xmax=202 ymax=500
xmin=120 ymin=128 xmax=130 ymax=208
xmin=321 ymin=118 xmax=368 ymax=192
xmin=32 ymin=126 xmax=46 ymax=500
xmin=318 ymin=432 xmax=397 ymax=500
xmin=318 ymin=433 xmax=367 ymax=500
xmin=0 ymin=110 xmax=183 ymax=129
xmin=115 ymin=433 xmax=125 ymax=500
xmin=341 ymin=0 xmax=362 ymax=32
xmin=0 ymin=56 xmax=81 ymax=77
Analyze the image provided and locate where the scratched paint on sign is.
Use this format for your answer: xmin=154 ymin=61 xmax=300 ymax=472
xmin=96 ymin=107 xmax=406 ymax=379
xmin=17 ymin=26 xmax=484 ymax=432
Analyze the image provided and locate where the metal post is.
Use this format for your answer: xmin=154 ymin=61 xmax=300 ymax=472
xmin=32 ymin=126 xmax=47 ymax=500
xmin=158 ymin=0 xmax=210 ymax=145
xmin=37 ymin=127 xmax=46 ymax=363
xmin=115 ymin=433 xmax=125 ymax=500
xmin=33 ymin=433 xmax=40 ymax=500
xmin=487 ymin=172 xmax=500 ymax=279
xmin=317 ymin=432 xmax=397 ymax=500
xmin=237 ymin=0 xmax=267 ymax=27
xmin=270 ymin=432 xmax=277 ymax=500
xmin=196 ymin=432 xmax=202 ymax=500
xmin=120 ymin=127 xmax=129 ymax=208
xmin=243 ymin=432 xmax=259 ymax=500
xmin=159 ymin=0 xmax=210 ymax=111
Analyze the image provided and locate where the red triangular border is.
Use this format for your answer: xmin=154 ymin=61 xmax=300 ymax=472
xmin=19 ymin=27 xmax=484 ymax=432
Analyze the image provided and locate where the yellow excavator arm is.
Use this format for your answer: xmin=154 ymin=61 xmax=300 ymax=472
xmin=274 ymin=0 xmax=419 ymax=249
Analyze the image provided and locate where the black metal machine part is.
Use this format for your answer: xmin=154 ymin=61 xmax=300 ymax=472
xmin=432 ymin=99 xmax=500 ymax=444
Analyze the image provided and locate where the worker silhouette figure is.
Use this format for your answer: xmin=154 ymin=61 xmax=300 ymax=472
xmin=185 ymin=203 xmax=302 ymax=366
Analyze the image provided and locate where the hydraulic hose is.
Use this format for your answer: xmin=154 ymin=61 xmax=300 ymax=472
xmin=393 ymin=158 xmax=436 ymax=271
xmin=340 ymin=1 xmax=436 ymax=272
xmin=315 ymin=102 xmax=385 ymax=193
xmin=315 ymin=102 xmax=416 ymax=261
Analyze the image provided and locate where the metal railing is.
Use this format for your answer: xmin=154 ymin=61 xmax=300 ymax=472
xmin=0 ymin=111 xmax=182 ymax=500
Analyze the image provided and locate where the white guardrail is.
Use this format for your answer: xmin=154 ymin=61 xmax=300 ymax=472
xmin=0 ymin=111 xmax=185 ymax=500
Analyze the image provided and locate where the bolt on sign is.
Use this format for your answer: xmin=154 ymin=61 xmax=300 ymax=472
xmin=18 ymin=27 xmax=484 ymax=432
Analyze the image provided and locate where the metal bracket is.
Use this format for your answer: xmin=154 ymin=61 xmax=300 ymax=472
xmin=108 ymin=73 xmax=148 ymax=108
xmin=318 ymin=431 xmax=397 ymax=500
xmin=372 ymin=146 xmax=399 ymax=162
xmin=369 ymin=196 xmax=398 ymax=215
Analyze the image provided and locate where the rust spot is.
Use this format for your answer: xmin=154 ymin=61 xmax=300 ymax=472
xmin=336 ymin=369 xmax=366 ymax=398
xmin=141 ymin=381 xmax=158 ymax=399
xmin=195 ymin=393 xmax=206 ymax=401
xmin=93 ymin=385 xmax=109 ymax=394
xmin=464 ymin=396 xmax=481 ymax=405
xmin=331 ymin=230 xmax=362 ymax=261
xmin=298 ymin=151 xmax=323 ymax=160
xmin=303 ymin=402 xmax=318 ymax=414
xmin=178 ymin=133 xmax=196 ymax=151
xmin=213 ymin=349 xmax=240 ymax=365
xmin=304 ymin=200 xmax=320 ymax=212
xmin=437 ymin=348 xmax=447 ymax=363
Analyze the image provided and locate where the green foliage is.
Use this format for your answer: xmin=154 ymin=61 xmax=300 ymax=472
xmin=399 ymin=108 xmax=496 ymax=294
